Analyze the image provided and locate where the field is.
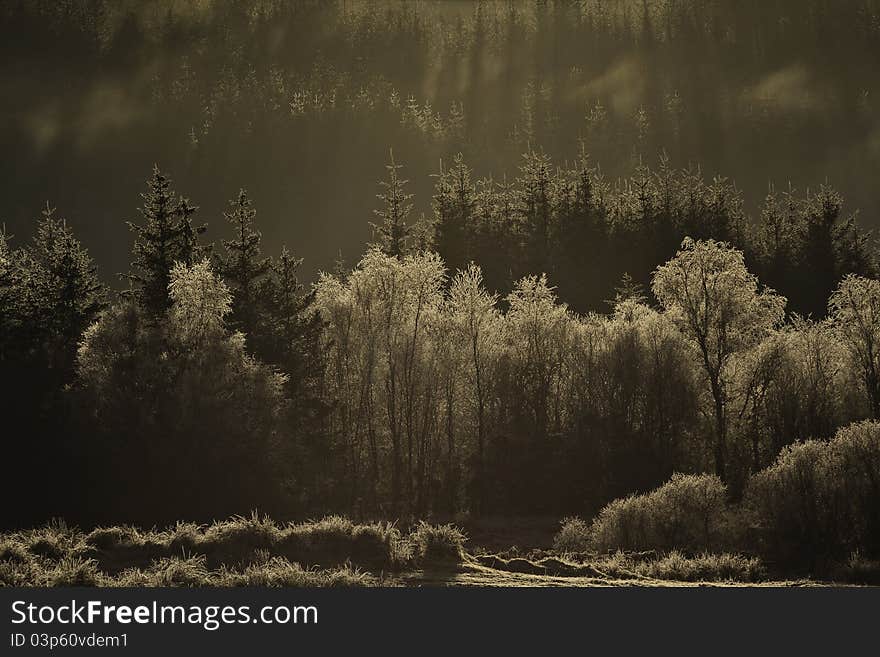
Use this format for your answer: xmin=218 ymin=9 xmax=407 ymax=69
xmin=0 ymin=515 xmax=863 ymax=588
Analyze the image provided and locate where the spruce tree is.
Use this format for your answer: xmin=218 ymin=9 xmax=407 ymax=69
xmin=800 ymin=184 xmax=842 ymax=317
xmin=260 ymin=247 xmax=312 ymax=367
xmin=24 ymin=204 xmax=106 ymax=377
xmin=0 ymin=228 xmax=20 ymax=362
xmin=432 ymin=153 xmax=475 ymax=275
xmin=518 ymin=150 xmax=554 ymax=275
xmin=217 ymin=189 xmax=270 ymax=339
xmin=123 ymin=166 xmax=205 ymax=317
xmin=1 ymin=205 xmax=106 ymax=524
xmin=371 ymin=150 xmax=413 ymax=258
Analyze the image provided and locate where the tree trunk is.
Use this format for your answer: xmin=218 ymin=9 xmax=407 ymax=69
xmin=710 ymin=376 xmax=727 ymax=482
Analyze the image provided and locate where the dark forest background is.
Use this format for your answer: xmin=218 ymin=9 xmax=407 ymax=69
xmin=3 ymin=0 xmax=880 ymax=569
xmin=3 ymin=0 xmax=880 ymax=295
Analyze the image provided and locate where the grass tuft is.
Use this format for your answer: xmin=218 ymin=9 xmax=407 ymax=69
xmin=0 ymin=539 xmax=32 ymax=564
xmin=84 ymin=526 xmax=141 ymax=551
xmin=45 ymin=556 xmax=102 ymax=587
xmin=409 ymin=522 xmax=467 ymax=565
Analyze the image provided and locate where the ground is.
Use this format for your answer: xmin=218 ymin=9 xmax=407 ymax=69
xmin=0 ymin=516 xmax=855 ymax=587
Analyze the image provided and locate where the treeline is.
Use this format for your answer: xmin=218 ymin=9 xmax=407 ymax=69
xmin=427 ymin=150 xmax=876 ymax=318
xmin=1 ymin=152 xmax=879 ymax=526
xmin=313 ymin=239 xmax=878 ymax=517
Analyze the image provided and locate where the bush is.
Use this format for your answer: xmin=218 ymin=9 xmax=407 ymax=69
xmin=589 ymin=473 xmax=729 ymax=553
xmin=744 ymin=420 xmax=880 ymax=564
xmin=552 ymin=517 xmax=591 ymax=553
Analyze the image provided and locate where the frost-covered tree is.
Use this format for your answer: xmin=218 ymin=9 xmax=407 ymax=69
xmin=0 ymin=208 xmax=106 ymax=524
xmin=123 ymin=166 xmax=206 ymax=318
xmin=447 ymin=263 xmax=499 ymax=510
xmin=217 ymin=189 xmax=270 ymax=340
xmin=371 ymin=150 xmax=413 ymax=258
xmin=829 ymin=274 xmax=880 ymax=418
xmin=652 ymin=238 xmax=785 ymax=481
xmin=0 ymin=229 xmax=19 ymax=360
xmin=313 ymin=247 xmax=446 ymax=513
xmin=17 ymin=204 xmax=106 ymax=379
xmin=78 ymin=260 xmax=288 ymax=520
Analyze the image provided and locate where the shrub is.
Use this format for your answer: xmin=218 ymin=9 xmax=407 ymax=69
xmin=408 ymin=522 xmax=466 ymax=565
xmin=744 ymin=420 xmax=880 ymax=563
xmin=552 ymin=517 xmax=591 ymax=553
xmin=589 ymin=473 xmax=729 ymax=552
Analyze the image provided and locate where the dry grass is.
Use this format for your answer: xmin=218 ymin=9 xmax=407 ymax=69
xmin=0 ymin=514 xmax=467 ymax=587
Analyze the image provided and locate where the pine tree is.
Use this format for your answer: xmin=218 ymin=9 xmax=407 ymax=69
xmin=800 ymin=184 xmax=842 ymax=317
xmin=834 ymin=213 xmax=876 ymax=280
xmin=518 ymin=149 xmax=554 ymax=275
xmin=123 ymin=166 xmax=206 ymax=317
xmin=371 ymin=150 xmax=413 ymax=258
xmin=261 ymin=248 xmax=310 ymax=363
xmin=610 ymin=272 xmax=647 ymax=307
xmin=757 ymin=186 xmax=801 ymax=298
xmin=24 ymin=203 xmax=106 ymax=377
xmin=217 ymin=189 xmax=270 ymax=339
xmin=0 ymin=228 xmax=21 ymax=362
xmin=432 ymin=153 xmax=476 ymax=276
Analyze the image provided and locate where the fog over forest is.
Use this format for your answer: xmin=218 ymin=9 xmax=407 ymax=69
xmin=3 ymin=0 xmax=879 ymax=295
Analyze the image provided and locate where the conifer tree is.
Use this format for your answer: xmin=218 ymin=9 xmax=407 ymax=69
xmin=0 ymin=228 xmax=22 ymax=363
xmin=518 ymin=150 xmax=554 ymax=275
xmin=610 ymin=272 xmax=647 ymax=306
xmin=217 ymin=189 xmax=270 ymax=339
xmin=123 ymin=166 xmax=205 ymax=317
xmin=260 ymin=247 xmax=326 ymax=480
xmin=371 ymin=150 xmax=413 ymax=258
xmin=797 ymin=184 xmax=843 ymax=318
xmin=23 ymin=204 xmax=106 ymax=378
xmin=254 ymin=248 xmax=321 ymax=402
xmin=0 ymin=206 xmax=106 ymax=524
xmin=432 ymin=153 xmax=476 ymax=276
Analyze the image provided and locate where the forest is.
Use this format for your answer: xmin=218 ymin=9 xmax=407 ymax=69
xmin=2 ymin=1 xmax=880 ymax=585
